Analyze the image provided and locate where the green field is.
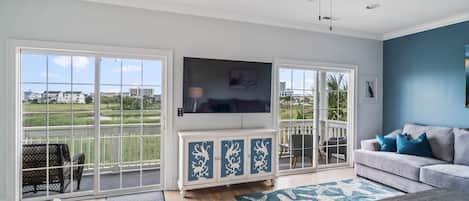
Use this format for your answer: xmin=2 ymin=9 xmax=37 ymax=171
xmin=279 ymin=91 xmax=347 ymax=121
xmin=23 ymin=103 xmax=162 ymax=165
xmin=280 ymin=103 xmax=314 ymax=120
xmin=23 ymin=103 xmax=161 ymax=127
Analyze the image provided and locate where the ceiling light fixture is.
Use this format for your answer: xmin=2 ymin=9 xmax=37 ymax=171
xmin=315 ymin=0 xmax=335 ymax=31
xmin=329 ymin=0 xmax=333 ymax=31
xmin=365 ymin=3 xmax=380 ymax=10
xmin=318 ymin=0 xmax=322 ymax=21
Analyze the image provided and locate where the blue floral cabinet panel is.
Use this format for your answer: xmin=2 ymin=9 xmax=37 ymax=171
xmin=188 ymin=141 xmax=214 ymax=182
xmin=221 ymin=139 xmax=244 ymax=178
xmin=250 ymin=138 xmax=272 ymax=175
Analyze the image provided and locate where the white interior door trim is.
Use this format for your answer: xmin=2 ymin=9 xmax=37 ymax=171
xmin=272 ymin=58 xmax=357 ymax=176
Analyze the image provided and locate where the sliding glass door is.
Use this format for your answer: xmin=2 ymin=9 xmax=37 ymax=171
xmin=278 ymin=68 xmax=317 ymax=170
xmin=318 ymin=71 xmax=349 ymax=167
xmin=20 ymin=50 xmax=165 ymax=200
xmin=277 ymin=64 xmax=352 ymax=173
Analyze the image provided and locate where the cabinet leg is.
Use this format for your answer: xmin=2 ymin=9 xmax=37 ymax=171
xmin=180 ymin=190 xmax=187 ymax=198
xmin=270 ymin=179 xmax=276 ymax=186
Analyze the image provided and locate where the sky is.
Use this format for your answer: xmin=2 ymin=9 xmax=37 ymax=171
xmin=21 ymin=53 xmax=162 ymax=95
xmin=279 ymin=68 xmax=348 ymax=95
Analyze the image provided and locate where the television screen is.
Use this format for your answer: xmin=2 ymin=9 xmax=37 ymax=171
xmin=183 ymin=57 xmax=272 ymax=113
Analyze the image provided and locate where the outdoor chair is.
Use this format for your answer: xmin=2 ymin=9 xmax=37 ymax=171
xmin=22 ymin=144 xmax=85 ymax=194
xmin=322 ymin=137 xmax=347 ymax=162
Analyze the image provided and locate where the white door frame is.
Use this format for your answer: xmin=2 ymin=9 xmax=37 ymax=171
xmin=5 ymin=39 xmax=173 ymax=201
xmin=272 ymin=58 xmax=358 ymax=176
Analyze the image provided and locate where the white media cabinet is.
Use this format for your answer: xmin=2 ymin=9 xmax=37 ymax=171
xmin=178 ymin=128 xmax=277 ymax=195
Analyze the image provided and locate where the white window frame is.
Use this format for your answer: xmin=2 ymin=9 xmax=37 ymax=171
xmin=272 ymin=59 xmax=357 ymax=176
xmin=6 ymin=39 xmax=173 ymax=201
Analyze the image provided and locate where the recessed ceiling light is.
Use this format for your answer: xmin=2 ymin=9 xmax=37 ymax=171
xmin=365 ymin=3 xmax=380 ymax=10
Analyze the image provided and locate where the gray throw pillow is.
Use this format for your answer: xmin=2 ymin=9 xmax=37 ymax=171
xmin=454 ymin=128 xmax=469 ymax=166
xmin=385 ymin=128 xmax=403 ymax=138
xmin=403 ymin=123 xmax=428 ymax=138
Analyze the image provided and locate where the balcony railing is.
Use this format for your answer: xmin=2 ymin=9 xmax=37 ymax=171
xmin=22 ymin=124 xmax=161 ymax=173
xmin=22 ymin=120 xmax=344 ymax=173
xmin=279 ymin=119 xmax=347 ymax=145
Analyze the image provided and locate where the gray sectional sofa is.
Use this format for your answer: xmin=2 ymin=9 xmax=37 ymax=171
xmin=355 ymin=123 xmax=469 ymax=193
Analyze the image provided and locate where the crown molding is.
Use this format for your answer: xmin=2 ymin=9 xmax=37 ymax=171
xmin=382 ymin=12 xmax=469 ymax=41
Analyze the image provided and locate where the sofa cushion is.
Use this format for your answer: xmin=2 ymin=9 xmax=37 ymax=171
xmin=454 ymin=128 xmax=469 ymax=166
xmin=355 ymin=150 xmax=447 ymax=181
xmin=403 ymin=123 xmax=454 ymax=162
xmin=420 ymin=164 xmax=469 ymax=192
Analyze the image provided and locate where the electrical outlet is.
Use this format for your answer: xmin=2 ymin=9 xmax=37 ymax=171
xmin=177 ymin=108 xmax=184 ymax=117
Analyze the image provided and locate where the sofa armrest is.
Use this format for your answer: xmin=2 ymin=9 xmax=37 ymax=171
xmin=361 ymin=139 xmax=380 ymax=151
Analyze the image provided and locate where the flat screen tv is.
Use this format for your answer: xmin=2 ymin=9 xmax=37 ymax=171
xmin=183 ymin=57 xmax=272 ymax=113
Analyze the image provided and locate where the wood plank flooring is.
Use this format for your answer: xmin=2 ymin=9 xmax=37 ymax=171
xmin=164 ymin=168 xmax=356 ymax=201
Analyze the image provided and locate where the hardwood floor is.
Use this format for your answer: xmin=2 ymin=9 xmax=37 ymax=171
xmin=164 ymin=168 xmax=356 ymax=201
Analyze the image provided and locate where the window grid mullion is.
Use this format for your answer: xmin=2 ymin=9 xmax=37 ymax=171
xmin=45 ymin=55 xmax=50 ymax=197
xmin=119 ymin=59 xmax=124 ymax=189
xmin=301 ymin=70 xmax=305 ymax=168
xmin=289 ymin=69 xmax=293 ymax=169
xmin=70 ymin=55 xmax=75 ymax=193
xmin=140 ymin=60 xmax=144 ymax=187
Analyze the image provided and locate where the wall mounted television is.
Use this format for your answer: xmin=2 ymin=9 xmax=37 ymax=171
xmin=183 ymin=57 xmax=272 ymax=113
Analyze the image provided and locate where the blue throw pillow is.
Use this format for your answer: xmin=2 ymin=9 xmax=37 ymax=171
xmin=396 ymin=133 xmax=433 ymax=158
xmin=376 ymin=135 xmax=397 ymax=152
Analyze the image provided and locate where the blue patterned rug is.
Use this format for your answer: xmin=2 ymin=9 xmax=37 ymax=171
xmin=235 ymin=178 xmax=404 ymax=201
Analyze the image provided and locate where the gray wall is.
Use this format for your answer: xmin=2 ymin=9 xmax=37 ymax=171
xmin=0 ymin=0 xmax=382 ymax=199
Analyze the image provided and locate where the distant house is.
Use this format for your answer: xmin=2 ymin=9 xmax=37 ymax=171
xmin=129 ymin=88 xmax=154 ymax=97
xmin=41 ymin=91 xmax=63 ymax=103
xmin=23 ymin=90 xmax=41 ymax=102
xmin=279 ymin=82 xmax=293 ymax=97
xmin=40 ymin=91 xmax=86 ymax=104
xmin=153 ymin=94 xmax=161 ymax=103
xmin=63 ymin=91 xmax=86 ymax=104
xmin=98 ymin=92 xmax=130 ymax=97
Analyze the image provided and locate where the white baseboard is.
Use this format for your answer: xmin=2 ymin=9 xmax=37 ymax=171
xmin=164 ymin=184 xmax=179 ymax=191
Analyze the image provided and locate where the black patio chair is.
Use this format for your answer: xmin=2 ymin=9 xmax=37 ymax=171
xmin=290 ymin=135 xmax=318 ymax=168
xmin=22 ymin=144 xmax=85 ymax=194
xmin=322 ymin=137 xmax=347 ymax=162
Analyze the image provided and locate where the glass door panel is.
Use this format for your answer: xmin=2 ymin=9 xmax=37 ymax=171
xmin=20 ymin=51 xmax=164 ymax=200
xmin=278 ymin=66 xmax=351 ymax=173
xmin=21 ymin=53 xmax=96 ymax=199
xmin=318 ymin=72 xmax=349 ymax=167
xmin=99 ymin=57 xmax=162 ymax=191
xmin=278 ymin=67 xmax=317 ymax=171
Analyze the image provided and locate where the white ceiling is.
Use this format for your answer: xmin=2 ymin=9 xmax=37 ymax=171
xmin=85 ymin=0 xmax=469 ymax=40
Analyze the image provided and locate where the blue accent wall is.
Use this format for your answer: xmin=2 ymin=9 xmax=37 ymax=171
xmin=383 ymin=21 xmax=469 ymax=132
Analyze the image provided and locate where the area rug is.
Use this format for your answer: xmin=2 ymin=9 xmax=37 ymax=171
xmin=235 ymin=178 xmax=404 ymax=201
